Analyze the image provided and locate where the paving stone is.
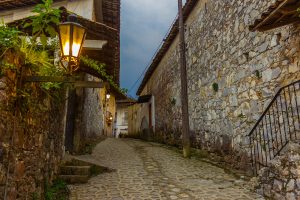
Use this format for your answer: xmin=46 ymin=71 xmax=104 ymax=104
xmin=69 ymin=138 xmax=264 ymax=200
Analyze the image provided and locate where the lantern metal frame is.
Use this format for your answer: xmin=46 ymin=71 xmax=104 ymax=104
xmin=58 ymin=14 xmax=87 ymax=74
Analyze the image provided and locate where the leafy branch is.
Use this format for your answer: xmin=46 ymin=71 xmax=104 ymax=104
xmin=23 ymin=0 xmax=61 ymax=47
xmin=80 ymin=56 xmax=128 ymax=95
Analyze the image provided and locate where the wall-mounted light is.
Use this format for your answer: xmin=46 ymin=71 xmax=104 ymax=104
xmin=106 ymin=92 xmax=111 ymax=100
xmin=58 ymin=14 xmax=87 ymax=73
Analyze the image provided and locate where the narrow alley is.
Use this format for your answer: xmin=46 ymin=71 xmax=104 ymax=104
xmin=69 ymin=139 xmax=263 ymax=200
xmin=1 ymin=0 xmax=300 ymax=199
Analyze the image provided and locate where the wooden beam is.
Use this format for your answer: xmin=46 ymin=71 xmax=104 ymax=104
xmin=74 ymin=81 xmax=106 ymax=88
xmin=279 ymin=2 xmax=300 ymax=15
xmin=257 ymin=17 xmax=300 ymax=31
xmin=24 ymin=76 xmax=79 ymax=83
xmin=83 ymin=40 xmax=108 ymax=50
xmin=23 ymin=76 xmax=107 ymax=88
xmin=254 ymin=0 xmax=290 ymax=30
xmin=274 ymin=14 xmax=287 ymax=24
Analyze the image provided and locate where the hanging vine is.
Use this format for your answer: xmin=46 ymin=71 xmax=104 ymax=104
xmin=80 ymin=56 xmax=128 ymax=95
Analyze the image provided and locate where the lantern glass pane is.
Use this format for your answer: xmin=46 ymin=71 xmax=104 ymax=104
xmin=59 ymin=24 xmax=71 ymax=56
xmin=72 ymin=25 xmax=86 ymax=57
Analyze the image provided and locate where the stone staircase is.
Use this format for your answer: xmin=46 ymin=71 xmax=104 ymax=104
xmin=247 ymin=80 xmax=300 ymax=198
xmin=59 ymin=158 xmax=108 ymax=184
xmin=252 ymin=141 xmax=300 ymax=199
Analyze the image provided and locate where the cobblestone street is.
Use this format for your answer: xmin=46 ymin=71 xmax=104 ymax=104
xmin=69 ymin=138 xmax=263 ymax=200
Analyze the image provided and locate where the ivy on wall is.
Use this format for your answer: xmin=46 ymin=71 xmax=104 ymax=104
xmin=80 ymin=56 xmax=128 ymax=95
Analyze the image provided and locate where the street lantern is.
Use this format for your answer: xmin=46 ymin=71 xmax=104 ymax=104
xmin=106 ymin=92 xmax=111 ymax=100
xmin=58 ymin=14 xmax=87 ymax=73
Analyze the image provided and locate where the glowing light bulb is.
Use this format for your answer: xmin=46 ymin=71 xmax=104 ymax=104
xmin=63 ymin=41 xmax=70 ymax=56
xmin=72 ymin=42 xmax=81 ymax=57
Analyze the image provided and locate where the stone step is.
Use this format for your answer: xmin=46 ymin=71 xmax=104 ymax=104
xmin=59 ymin=175 xmax=89 ymax=184
xmin=60 ymin=166 xmax=91 ymax=176
xmin=64 ymin=159 xmax=93 ymax=167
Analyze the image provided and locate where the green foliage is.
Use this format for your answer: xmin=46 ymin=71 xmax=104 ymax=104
xmin=45 ymin=179 xmax=69 ymax=200
xmin=32 ymin=192 xmax=39 ymax=200
xmin=0 ymin=0 xmax=63 ymax=90
xmin=23 ymin=0 xmax=60 ymax=46
xmin=212 ymin=82 xmax=219 ymax=92
xmin=0 ymin=23 xmax=20 ymax=51
xmin=238 ymin=113 xmax=246 ymax=119
xmin=120 ymin=88 xmax=129 ymax=94
xmin=80 ymin=56 xmax=128 ymax=95
xmin=19 ymin=38 xmax=63 ymax=89
xmin=170 ymin=97 xmax=176 ymax=106
xmin=20 ymin=38 xmax=53 ymax=68
xmin=254 ymin=70 xmax=261 ymax=79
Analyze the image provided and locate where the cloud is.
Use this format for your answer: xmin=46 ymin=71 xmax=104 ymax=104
xmin=120 ymin=0 xmax=182 ymax=97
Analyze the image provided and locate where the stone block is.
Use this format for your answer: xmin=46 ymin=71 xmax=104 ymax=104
xmin=286 ymin=192 xmax=296 ymax=200
xmin=262 ymin=68 xmax=273 ymax=82
xmin=250 ymin=90 xmax=259 ymax=100
xmin=273 ymin=179 xmax=283 ymax=192
xmin=296 ymin=179 xmax=300 ymax=189
xmin=250 ymin=9 xmax=260 ymax=19
xmin=286 ymin=179 xmax=296 ymax=192
xmin=273 ymin=192 xmax=285 ymax=200
xmin=0 ymin=81 xmax=5 ymax=90
xmin=257 ymin=42 xmax=269 ymax=53
xmin=289 ymin=63 xmax=299 ymax=73
xmin=15 ymin=160 xmax=25 ymax=179
xmin=270 ymin=35 xmax=279 ymax=47
xmin=229 ymin=95 xmax=238 ymax=107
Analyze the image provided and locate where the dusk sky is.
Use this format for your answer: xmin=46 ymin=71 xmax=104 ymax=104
xmin=120 ymin=0 xmax=186 ymax=97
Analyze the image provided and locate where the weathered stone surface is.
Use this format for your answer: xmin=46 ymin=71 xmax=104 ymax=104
xmin=253 ymin=142 xmax=300 ymax=199
xmin=286 ymin=192 xmax=296 ymax=200
xmin=69 ymin=139 xmax=264 ymax=200
xmin=0 ymin=80 xmax=5 ymax=90
xmin=0 ymin=73 xmax=66 ymax=199
xmin=82 ymin=75 xmax=104 ymax=138
xmin=273 ymin=179 xmax=283 ymax=192
xmin=287 ymin=179 xmax=296 ymax=192
xmin=137 ymin=0 xmax=300 ymax=174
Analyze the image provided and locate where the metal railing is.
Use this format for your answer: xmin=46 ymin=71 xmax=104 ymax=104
xmin=248 ymin=80 xmax=300 ymax=175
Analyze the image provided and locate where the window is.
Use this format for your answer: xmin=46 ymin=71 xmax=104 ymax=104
xmin=123 ymin=111 xmax=128 ymax=125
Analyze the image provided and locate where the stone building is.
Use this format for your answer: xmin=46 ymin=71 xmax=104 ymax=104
xmin=115 ymin=99 xmax=136 ymax=137
xmin=0 ymin=0 xmax=123 ymax=152
xmin=0 ymin=0 xmax=122 ymax=198
xmin=135 ymin=0 xmax=300 ymax=170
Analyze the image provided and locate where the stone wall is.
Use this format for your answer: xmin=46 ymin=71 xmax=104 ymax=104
xmin=140 ymin=0 xmax=300 ymax=168
xmin=82 ymin=74 xmax=104 ymax=138
xmin=0 ymin=73 xmax=66 ymax=199
xmin=253 ymin=142 xmax=300 ymax=199
xmin=140 ymin=35 xmax=183 ymax=145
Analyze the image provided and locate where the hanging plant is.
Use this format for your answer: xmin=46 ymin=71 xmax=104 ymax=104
xmin=80 ymin=56 xmax=128 ymax=95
